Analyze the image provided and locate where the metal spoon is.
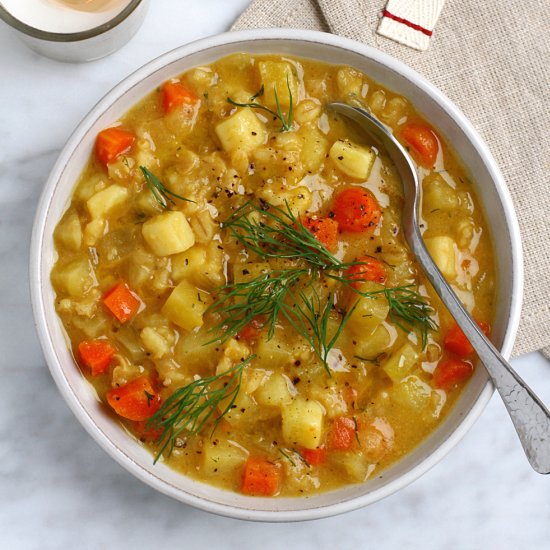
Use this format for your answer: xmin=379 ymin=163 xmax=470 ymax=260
xmin=328 ymin=101 xmax=550 ymax=474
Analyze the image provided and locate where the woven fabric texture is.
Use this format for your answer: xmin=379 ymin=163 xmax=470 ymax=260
xmin=233 ymin=0 xmax=550 ymax=358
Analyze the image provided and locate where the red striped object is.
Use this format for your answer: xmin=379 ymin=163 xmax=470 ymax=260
xmin=382 ymin=9 xmax=433 ymax=36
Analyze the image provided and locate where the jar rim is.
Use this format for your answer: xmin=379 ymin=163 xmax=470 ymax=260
xmin=0 ymin=0 xmax=143 ymax=42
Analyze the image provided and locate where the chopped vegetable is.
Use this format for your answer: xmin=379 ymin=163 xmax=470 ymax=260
xmin=133 ymin=420 xmax=163 ymax=442
xmin=161 ymin=81 xmax=198 ymax=114
xmin=241 ymin=457 xmax=281 ymax=496
xmin=327 ymin=416 xmax=358 ymax=451
xmin=301 ymin=446 xmax=327 ymax=466
xmin=329 ymin=139 xmax=376 ymax=179
xmin=444 ymin=321 xmax=490 ymax=357
xmin=346 ymin=256 xmax=386 ymax=287
xmin=301 ymin=216 xmax=339 ymax=251
xmin=237 ymin=316 xmax=265 ymax=343
xmin=433 ymin=358 xmax=474 ymax=390
xmin=95 ymin=127 xmax=135 ymax=166
xmin=78 ymin=339 xmax=115 ymax=376
xmin=106 ymin=376 xmax=160 ymax=421
xmin=102 ymin=281 xmax=140 ymax=323
xmin=401 ymin=123 xmax=439 ymax=167
xmin=331 ymin=187 xmax=381 ymax=233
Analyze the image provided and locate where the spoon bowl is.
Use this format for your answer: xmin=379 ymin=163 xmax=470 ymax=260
xmin=328 ymin=101 xmax=550 ymax=474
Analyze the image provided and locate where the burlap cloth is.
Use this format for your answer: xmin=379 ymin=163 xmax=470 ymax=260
xmin=233 ymin=0 xmax=550 ymax=358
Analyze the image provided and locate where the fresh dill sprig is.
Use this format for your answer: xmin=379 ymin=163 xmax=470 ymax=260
xmin=382 ymin=286 xmax=437 ymax=348
xmin=223 ymin=201 xmax=340 ymax=270
xmin=208 ymin=267 xmax=310 ymax=345
xmin=281 ymin=287 xmax=358 ymax=375
xmin=227 ymin=77 xmax=293 ymax=131
xmin=140 ymin=166 xmax=196 ymax=209
xmin=147 ymin=356 xmax=254 ymax=463
xmin=210 ymin=200 xmax=437 ymax=372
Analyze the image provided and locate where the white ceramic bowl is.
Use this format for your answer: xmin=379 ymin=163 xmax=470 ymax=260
xmin=30 ymin=29 xmax=523 ymax=521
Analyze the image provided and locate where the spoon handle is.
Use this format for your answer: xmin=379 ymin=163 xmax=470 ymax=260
xmin=410 ymin=231 xmax=550 ymax=474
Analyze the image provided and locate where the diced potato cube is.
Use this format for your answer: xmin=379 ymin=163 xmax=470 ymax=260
xmin=353 ymin=324 xmax=392 ymax=360
xmin=256 ymin=335 xmax=293 ymax=369
xmin=382 ymin=342 xmax=420 ymax=383
xmin=257 ymin=184 xmax=312 ymax=217
xmin=142 ymin=211 xmax=195 ymax=257
xmin=425 ymin=236 xmax=457 ymax=279
xmin=114 ymin=325 xmax=146 ymax=362
xmin=348 ymin=282 xmax=390 ymax=336
xmin=220 ymin=389 xmax=265 ymax=428
xmin=258 ymin=61 xmax=297 ymax=109
xmin=162 ymin=279 xmax=210 ymax=331
xmin=423 ymin=174 xmax=459 ymax=212
xmin=52 ymin=259 xmax=95 ymax=298
xmin=135 ymin=189 xmax=163 ymax=216
xmin=244 ymin=368 xmax=271 ymax=394
xmin=172 ymin=245 xmax=207 ymax=284
xmin=338 ymin=451 xmax=372 ymax=482
xmin=232 ymin=262 xmax=271 ymax=285
xmin=202 ymin=439 xmax=248 ymax=477
xmin=83 ymin=219 xmax=106 ymax=247
xmin=329 ymin=140 xmax=375 ymax=179
xmin=282 ymin=397 xmax=324 ymax=449
xmin=174 ymin=330 xmax=220 ymax=372
xmin=255 ymin=373 xmax=295 ymax=407
xmin=256 ymin=333 xmax=311 ymax=369
xmin=300 ymin=127 xmax=329 ymax=172
xmin=86 ymin=184 xmax=129 ymax=220
xmin=55 ymin=211 xmax=82 ymax=251
xmin=215 ymin=109 xmax=267 ymax=153
xmin=294 ymin=99 xmax=322 ymax=124
xmin=391 ymin=375 xmax=433 ymax=410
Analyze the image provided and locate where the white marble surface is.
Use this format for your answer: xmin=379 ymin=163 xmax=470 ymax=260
xmin=1 ymin=1 xmax=549 ymax=548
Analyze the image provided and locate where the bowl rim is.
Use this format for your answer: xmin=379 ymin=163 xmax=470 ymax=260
xmin=29 ymin=27 xmax=523 ymax=522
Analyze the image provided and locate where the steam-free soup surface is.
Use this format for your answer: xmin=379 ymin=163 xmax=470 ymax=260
xmin=52 ymin=54 xmax=495 ymax=497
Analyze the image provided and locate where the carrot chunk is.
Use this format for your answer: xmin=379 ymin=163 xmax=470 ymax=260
xmin=444 ymin=321 xmax=490 ymax=357
xmin=133 ymin=420 xmax=163 ymax=442
xmin=433 ymin=358 xmax=474 ymax=390
xmin=237 ymin=316 xmax=265 ymax=343
xmin=301 ymin=216 xmax=339 ymax=251
xmin=346 ymin=256 xmax=386 ymax=287
xmin=327 ymin=416 xmax=358 ymax=451
xmin=78 ymin=339 xmax=115 ymax=376
xmin=241 ymin=457 xmax=281 ymax=496
xmin=106 ymin=376 xmax=160 ymax=421
xmin=102 ymin=281 xmax=140 ymax=324
xmin=95 ymin=127 xmax=135 ymax=166
xmin=401 ymin=123 xmax=439 ymax=167
xmin=161 ymin=81 xmax=198 ymax=114
xmin=331 ymin=188 xmax=381 ymax=233
xmin=301 ymin=446 xmax=327 ymax=466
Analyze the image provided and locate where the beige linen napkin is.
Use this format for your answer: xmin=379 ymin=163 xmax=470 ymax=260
xmin=233 ymin=0 xmax=550 ymax=358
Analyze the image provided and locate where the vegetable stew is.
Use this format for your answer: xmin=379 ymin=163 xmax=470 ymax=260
xmin=51 ymin=54 xmax=495 ymax=496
